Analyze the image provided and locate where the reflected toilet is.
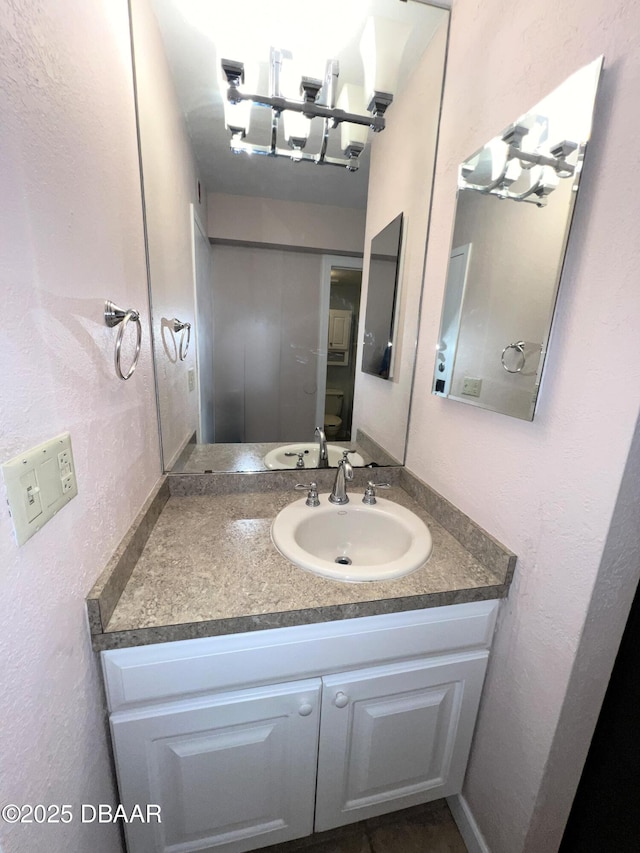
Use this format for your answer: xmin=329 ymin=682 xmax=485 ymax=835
xmin=324 ymin=388 xmax=344 ymax=439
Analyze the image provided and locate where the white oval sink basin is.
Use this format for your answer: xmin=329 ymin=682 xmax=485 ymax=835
xmin=271 ymin=495 xmax=432 ymax=582
xmin=264 ymin=443 xmax=365 ymax=470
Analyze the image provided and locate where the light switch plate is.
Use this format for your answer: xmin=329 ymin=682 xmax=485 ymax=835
xmin=2 ymin=432 xmax=78 ymax=546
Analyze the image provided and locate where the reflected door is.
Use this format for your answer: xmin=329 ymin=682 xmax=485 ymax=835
xmin=433 ymin=243 xmax=471 ymax=396
xmin=193 ymin=210 xmax=215 ymax=443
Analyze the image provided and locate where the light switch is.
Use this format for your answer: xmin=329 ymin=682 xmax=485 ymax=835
xmin=2 ymin=432 xmax=78 ymax=546
xmin=20 ymin=468 xmax=43 ymax=523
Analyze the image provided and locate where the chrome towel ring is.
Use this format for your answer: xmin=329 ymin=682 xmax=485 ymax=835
xmin=172 ymin=318 xmax=191 ymax=361
xmin=501 ymin=341 xmax=526 ymax=374
xmin=104 ymin=300 xmax=142 ymax=380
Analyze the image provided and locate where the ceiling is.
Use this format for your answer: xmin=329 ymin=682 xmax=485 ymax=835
xmin=148 ymin=0 xmax=446 ymax=209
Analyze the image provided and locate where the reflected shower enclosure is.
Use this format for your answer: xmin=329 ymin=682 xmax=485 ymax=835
xmin=212 ymin=246 xmax=324 ymax=443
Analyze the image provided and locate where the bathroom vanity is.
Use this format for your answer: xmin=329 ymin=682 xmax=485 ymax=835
xmin=103 ymin=603 xmax=497 ymax=853
xmin=88 ymin=467 xmax=514 ymax=853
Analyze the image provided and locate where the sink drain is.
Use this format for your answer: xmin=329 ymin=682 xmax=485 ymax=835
xmin=335 ymin=556 xmax=352 ymax=565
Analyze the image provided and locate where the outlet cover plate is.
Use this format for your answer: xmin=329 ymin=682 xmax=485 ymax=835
xmin=462 ymin=377 xmax=482 ymax=398
xmin=2 ymin=432 xmax=78 ymax=546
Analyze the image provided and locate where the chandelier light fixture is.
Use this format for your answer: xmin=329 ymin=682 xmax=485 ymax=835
xmin=220 ymin=16 xmax=411 ymax=172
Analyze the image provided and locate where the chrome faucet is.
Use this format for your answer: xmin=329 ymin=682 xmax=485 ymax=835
xmin=315 ymin=426 xmax=329 ymax=468
xmin=329 ymin=456 xmax=354 ymax=505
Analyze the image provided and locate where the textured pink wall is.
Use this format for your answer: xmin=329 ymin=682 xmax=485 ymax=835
xmin=0 ymin=1 xmax=160 ymax=851
xmin=407 ymin=0 xmax=640 ymax=850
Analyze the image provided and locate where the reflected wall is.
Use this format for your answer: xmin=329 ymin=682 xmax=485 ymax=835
xmin=130 ymin=0 xmax=205 ymax=467
xmin=353 ymin=20 xmax=449 ymax=463
xmin=445 ymin=179 xmax=573 ymax=416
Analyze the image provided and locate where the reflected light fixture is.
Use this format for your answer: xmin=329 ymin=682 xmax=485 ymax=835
xmin=337 ymin=84 xmax=369 ymax=172
xmin=459 ymin=122 xmax=579 ymax=206
xmin=220 ymin=17 xmax=406 ymax=171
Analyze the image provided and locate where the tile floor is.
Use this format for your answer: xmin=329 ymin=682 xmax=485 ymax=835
xmin=263 ymin=801 xmax=467 ymax=853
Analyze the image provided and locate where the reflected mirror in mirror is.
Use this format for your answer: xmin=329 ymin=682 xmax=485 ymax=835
xmin=130 ymin=0 xmax=449 ymax=472
xmin=433 ymin=56 xmax=603 ymax=420
xmin=361 ymin=213 xmax=404 ymax=380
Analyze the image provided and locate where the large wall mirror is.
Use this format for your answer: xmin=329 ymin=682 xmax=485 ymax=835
xmin=433 ymin=57 xmax=603 ymax=421
xmin=129 ymin=0 xmax=449 ymax=473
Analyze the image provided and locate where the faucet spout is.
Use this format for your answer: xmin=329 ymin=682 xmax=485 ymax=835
xmin=315 ymin=426 xmax=329 ymax=468
xmin=329 ymin=457 xmax=354 ymax=505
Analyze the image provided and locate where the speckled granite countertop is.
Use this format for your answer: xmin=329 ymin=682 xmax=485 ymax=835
xmin=87 ymin=470 xmax=515 ymax=651
xmin=171 ymin=440 xmax=376 ymax=473
xmin=169 ymin=428 xmax=399 ymax=474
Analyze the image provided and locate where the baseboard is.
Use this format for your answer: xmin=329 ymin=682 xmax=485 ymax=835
xmin=447 ymin=795 xmax=491 ymax=853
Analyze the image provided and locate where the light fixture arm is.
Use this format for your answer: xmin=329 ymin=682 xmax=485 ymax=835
xmin=461 ymin=172 xmax=559 ymax=207
xmin=506 ymin=144 xmax=575 ymax=176
xmin=318 ymin=116 xmax=331 ymax=162
xmin=317 ymin=59 xmax=339 ymax=163
xmin=269 ymin=48 xmax=285 ymax=154
xmin=229 ymin=138 xmax=365 ymax=171
xmin=226 ymin=87 xmax=386 ymax=132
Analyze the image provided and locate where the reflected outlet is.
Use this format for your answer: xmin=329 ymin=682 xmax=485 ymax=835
xmin=462 ymin=377 xmax=482 ymax=398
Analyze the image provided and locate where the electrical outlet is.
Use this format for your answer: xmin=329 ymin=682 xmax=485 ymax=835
xmin=188 ymin=368 xmax=196 ymax=392
xmin=462 ymin=377 xmax=482 ymax=397
xmin=58 ymin=449 xmax=72 ymax=477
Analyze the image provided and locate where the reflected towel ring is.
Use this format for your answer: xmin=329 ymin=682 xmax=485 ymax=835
xmin=501 ymin=341 xmax=526 ymax=374
xmin=172 ymin=319 xmax=191 ymax=361
xmin=104 ymin=300 xmax=142 ymax=380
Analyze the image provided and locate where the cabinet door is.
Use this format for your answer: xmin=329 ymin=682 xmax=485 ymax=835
xmin=111 ymin=679 xmax=321 ymax=853
xmin=314 ymin=653 xmax=488 ymax=831
xmin=328 ymin=310 xmax=352 ymax=350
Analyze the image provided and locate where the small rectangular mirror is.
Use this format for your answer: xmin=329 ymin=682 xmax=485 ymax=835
xmin=361 ymin=213 xmax=404 ymax=380
xmin=433 ymin=57 xmax=603 ymax=420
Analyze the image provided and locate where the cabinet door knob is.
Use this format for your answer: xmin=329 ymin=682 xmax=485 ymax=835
xmin=334 ymin=692 xmax=349 ymax=709
xmin=298 ymin=703 xmax=313 ymax=717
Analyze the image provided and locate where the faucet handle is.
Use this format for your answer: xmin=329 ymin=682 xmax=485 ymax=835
xmin=286 ymin=451 xmax=306 ymax=468
xmin=295 ymin=482 xmax=320 ymax=507
xmin=362 ymin=481 xmax=391 ymax=505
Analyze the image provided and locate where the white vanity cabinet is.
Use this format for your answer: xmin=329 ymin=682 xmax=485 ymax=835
xmin=314 ymin=653 xmax=487 ymax=831
xmin=102 ymin=601 xmax=499 ymax=853
xmin=111 ymin=680 xmax=321 ymax=852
